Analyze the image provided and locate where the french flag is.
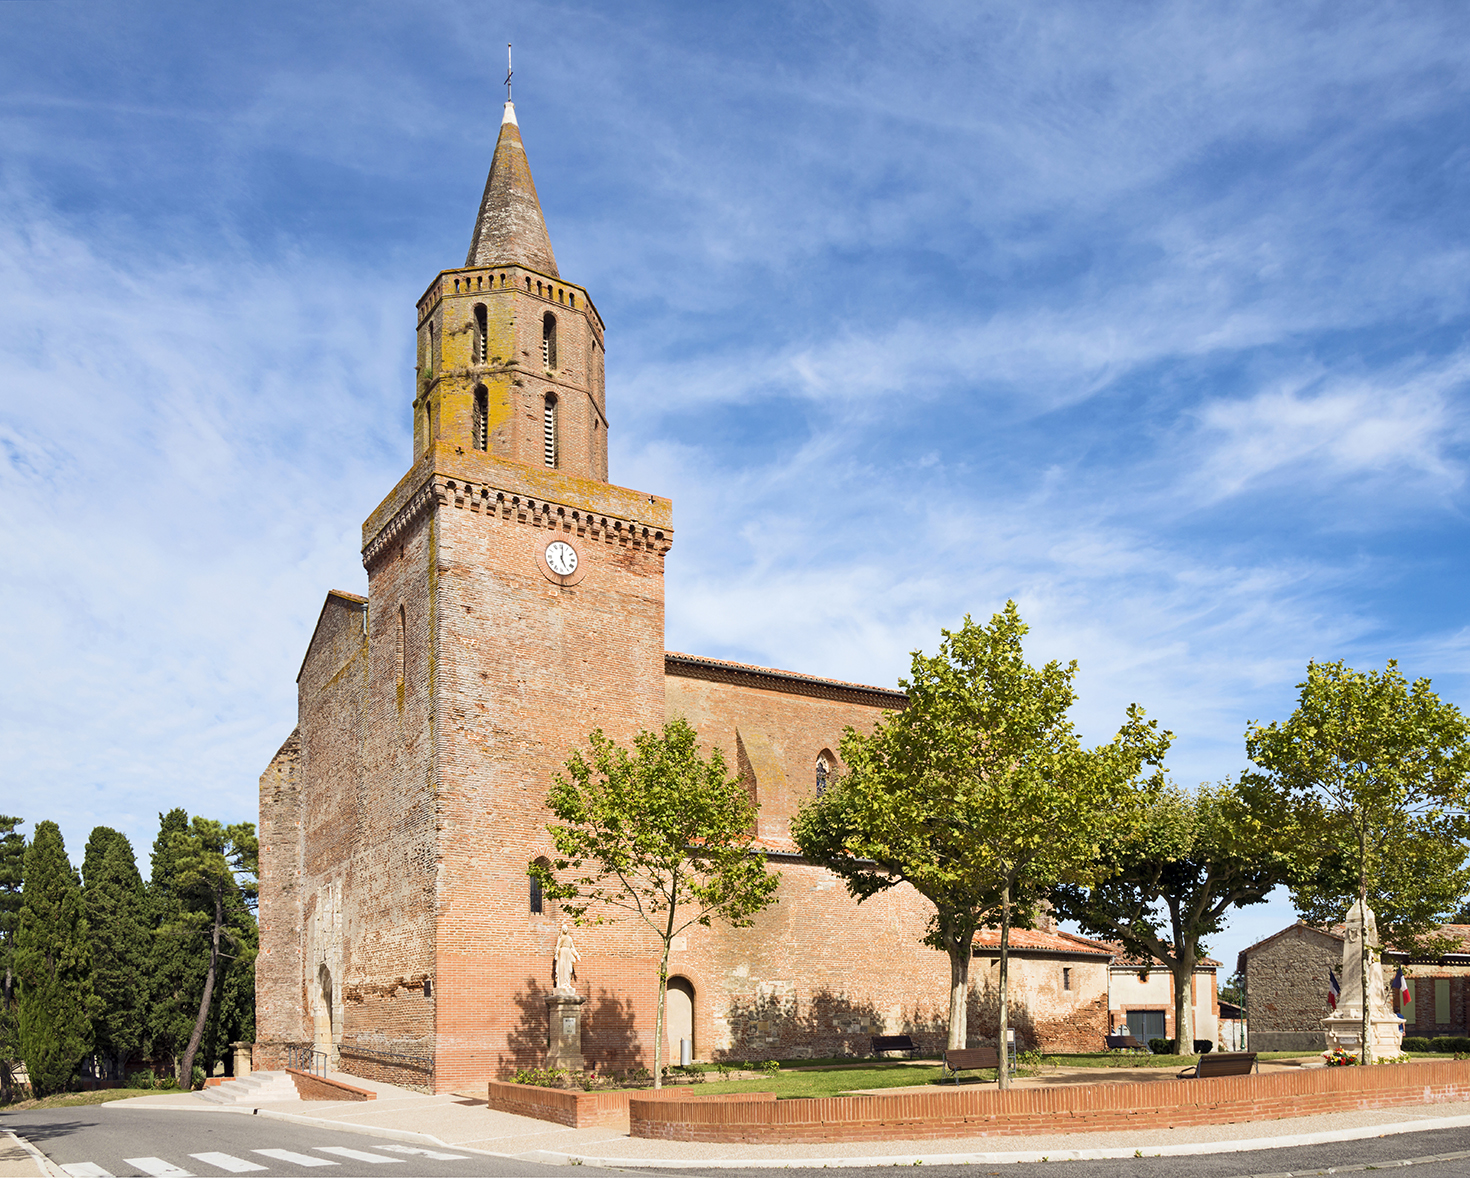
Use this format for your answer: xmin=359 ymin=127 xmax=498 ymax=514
xmin=1328 ymin=969 xmax=1341 ymax=1010
xmin=1394 ymin=968 xmax=1411 ymax=1005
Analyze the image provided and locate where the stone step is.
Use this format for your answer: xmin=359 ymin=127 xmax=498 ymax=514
xmin=197 ymin=1070 xmax=301 ymax=1105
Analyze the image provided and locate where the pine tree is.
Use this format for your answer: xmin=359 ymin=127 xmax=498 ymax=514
xmin=0 ymin=816 xmax=25 ymax=1102
xmin=146 ymin=810 xmax=258 ymax=1087
xmin=82 ymin=827 xmax=149 ymax=1081
xmin=147 ymin=808 xmax=204 ymax=1084
xmin=15 ymin=821 xmax=95 ymax=1097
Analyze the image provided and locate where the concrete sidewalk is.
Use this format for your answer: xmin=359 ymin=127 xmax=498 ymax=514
xmin=102 ymin=1074 xmax=1470 ymax=1168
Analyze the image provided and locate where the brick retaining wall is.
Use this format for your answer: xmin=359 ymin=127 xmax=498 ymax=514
xmin=286 ymin=1069 xmax=376 ymax=1102
xmin=629 ymin=1060 xmax=1470 ymax=1143
xmin=486 ymin=1081 xmax=774 ymax=1128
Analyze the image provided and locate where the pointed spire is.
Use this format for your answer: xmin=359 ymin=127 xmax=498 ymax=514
xmin=465 ymin=102 xmax=559 ymax=276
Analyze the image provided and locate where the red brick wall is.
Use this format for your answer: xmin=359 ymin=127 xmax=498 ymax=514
xmin=630 ymin=1059 xmax=1470 ymax=1143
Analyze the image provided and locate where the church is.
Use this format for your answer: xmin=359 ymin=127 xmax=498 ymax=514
xmin=254 ymin=100 xmax=1115 ymax=1093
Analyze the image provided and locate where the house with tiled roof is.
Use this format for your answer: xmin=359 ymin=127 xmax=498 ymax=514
xmin=1238 ymin=921 xmax=1470 ymax=1051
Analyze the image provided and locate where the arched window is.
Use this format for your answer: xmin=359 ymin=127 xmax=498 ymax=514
xmin=424 ymin=400 xmax=433 ymax=443
xmin=542 ymin=313 xmax=557 ymax=369
xmin=815 ymin=751 xmax=833 ymax=795
xmin=568 ymin=293 xmax=576 ymax=309
xmin=474 ymin=304 xmax=488 ymax=364
xmin=666 ymin=977 xmax=695 ymax=1062
xmin=530 ymin=857 xmax=550 ymax=915
xmin=543 ymin=394 xmax=558 ymax=468
xmin=472 ymin=385 xmax=488 ymax=451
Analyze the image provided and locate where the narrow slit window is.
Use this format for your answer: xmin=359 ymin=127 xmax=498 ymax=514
xmin=542 ymin=313 xmax=557 ymax=369
xmin=530 ymin=875 xmax=543 ymax=914
xmin=815 ymin=756 xmax=829 ymax=795
xmin=473 ymin=386 xmax=488 ymax=451
xmin=1063 ymin=967 xmax=1071 ymax=991
xmin=397 ymin=604 xmax=406 ymax=686
xmin=474 ymin=304 xmax=488 ymax=364
xmin=543 ymin=394 xmax=558 ymax=468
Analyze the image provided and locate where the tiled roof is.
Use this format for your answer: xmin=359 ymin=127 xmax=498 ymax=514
xmin=972 ymin=927 xmax=1116 ymax=958
xmin=665 ymin=651 xmax=907 ymax=705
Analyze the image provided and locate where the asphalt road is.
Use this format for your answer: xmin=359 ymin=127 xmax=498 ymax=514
xmin=670 ymin=1124 xmax=1470 ymax=1178
xmin=7 ymin=1108 xmax=1470 ymax=1178
xmin=0 ymin=1106 xmax=563 ymax=1178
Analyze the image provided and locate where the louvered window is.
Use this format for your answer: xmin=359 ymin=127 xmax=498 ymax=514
xmin=474 ymin=304 xmax=488 ymax=364
xmin=473 ymin=387 xmax=488 ymax=451
xmin=543 ymin=395 xmax=558 ymax=467
xmin=542 ymin=313 xmax=557 ymax=369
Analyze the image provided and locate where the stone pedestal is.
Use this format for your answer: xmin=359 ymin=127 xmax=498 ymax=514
xmin=1321 ymin=1012 xmax=1404 ymax=1057
xmin=231 ymin=1041 xmax=254 ymax=1079
xmin=546 ymin=990 xmax=586 ymax=1072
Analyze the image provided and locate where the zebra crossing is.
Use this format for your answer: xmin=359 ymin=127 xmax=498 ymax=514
xmin=59 ymin=1144 xmax=472 ymax=1177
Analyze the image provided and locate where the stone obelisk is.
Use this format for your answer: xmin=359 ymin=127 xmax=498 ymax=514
xmin=1320 ymin=899 xmax=1404 ymax=1058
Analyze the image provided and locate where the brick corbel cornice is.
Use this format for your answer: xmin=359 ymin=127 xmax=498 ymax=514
xmin=364 ymin=474 xmax=673 ymax=568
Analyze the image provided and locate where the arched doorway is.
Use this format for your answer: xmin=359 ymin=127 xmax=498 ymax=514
xmin=665 ymin=976 xmax=695 ymax=1063
xmin=314 ymin=963 xmax=335 ymax=1060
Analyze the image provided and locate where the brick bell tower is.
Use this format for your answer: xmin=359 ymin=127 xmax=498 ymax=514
xmin=350 ymin=100 xmax=672 ymax=1091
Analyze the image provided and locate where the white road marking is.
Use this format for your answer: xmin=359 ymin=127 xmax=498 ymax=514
xmin=60 ymin=1166 xmax=114 ymax=1178
xmin=189 ymin=1153 xmax=268 ymax=1173
xmin=253 ymin=1149 xmax=338 ymax=1167
xmin=377 ymin=1146 xmax=470 ymax=1161
xmin=313 ymin=1147 xmax=402 ymax=1164
xmin=125 ymin=1159 xmax=193 ymax=1177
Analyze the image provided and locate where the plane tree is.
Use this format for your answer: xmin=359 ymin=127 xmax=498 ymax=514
xmin=1051 ymin=780 xmax=1287 ymax=1052
xmin=794 ymin=602 xmax=1170 ymax=1088
xmin=531 ymin=719 xmax=780 ymax=1087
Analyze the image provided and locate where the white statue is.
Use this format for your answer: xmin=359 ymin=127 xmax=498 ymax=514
xmin=553 ymin=920 xmax=580 ymax=992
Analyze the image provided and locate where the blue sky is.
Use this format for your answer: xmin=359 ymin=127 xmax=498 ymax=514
xmin=4 ymin=1 xmax=1469 ymax=977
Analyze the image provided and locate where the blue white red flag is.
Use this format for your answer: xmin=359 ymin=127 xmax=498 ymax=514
xmin=1394 ymin=968 xmax=1411 ymax=1004
xmin=1328 ymin=969 xmax=1341 ymax=1010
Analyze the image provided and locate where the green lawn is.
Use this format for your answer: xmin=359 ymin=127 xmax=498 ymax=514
xmin=1 ymin=1089 xmax=162 ymax=1113
xmin=673 ymin=1062 xmax=951 ymax=1098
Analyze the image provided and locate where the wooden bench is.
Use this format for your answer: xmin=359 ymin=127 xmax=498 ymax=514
xmin=870 ymin=1034 xmax=918 ymax=1058
xmin=1105 ymin=1033 xmax=1146 ymax=1052
xmin=1179 ymin=1051 xmax=1257 ymax=1079
xmin=942 ymin=1046 xmax=999 ymax=1081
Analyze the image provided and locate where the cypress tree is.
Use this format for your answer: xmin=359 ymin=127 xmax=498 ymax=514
xmin=15 ymin=821 xmax=95 ymax=1097
xmin=0 ymin=816 xmax=25 ymax=1102
xmin=82 ymin=827 xmax=148 ymax=1081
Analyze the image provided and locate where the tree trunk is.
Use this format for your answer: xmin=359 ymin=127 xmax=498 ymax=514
xmin=1171 ymin=955 xmax=1194 ymax=1055
xmin=178 ymin=888 xmax=222 ymax=1089
xmin=1359 ymin=828 xmax=1372 ymax=1064
xmin=654 ymin=900 xmax=678 ymax=1090
xmin=946 ymin=920 xmax=971 ymax=1050
xmin=996 ymin=876 xmax=1012 ymax=1091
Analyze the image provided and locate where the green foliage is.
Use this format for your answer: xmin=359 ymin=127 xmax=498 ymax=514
xmin=531 ymin=719 xmax=780 ymax=1088
xmin=1402 ymin=1036 xmax=1432 ymax=1052
xmin=82 ymin=828 xmax=149 ymax=1079
xmin=1244 ymin=660 xmax=1470 ymax=1059
xmin=146 ymin=810 xmax=258 ymax=1087
xmin=15 ymin=822 xmax=95 ymax=1097
xmin=1431 ymin=1036 xmax=1470 ymax=1053
xmin=1051 ymin=779 xmax=1286 ymax=1051
xmin=794 ymin=602 xmax=1169 ymax=1087
xmin=0 ymin=815 xmax=26 ymax=1102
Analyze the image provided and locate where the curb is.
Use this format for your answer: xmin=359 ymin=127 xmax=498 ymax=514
xmin=103 ymin=1097 xmax=1470 ymax=1169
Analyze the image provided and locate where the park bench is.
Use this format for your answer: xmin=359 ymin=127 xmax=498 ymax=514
xmin=1179 ymin=1051 xmax=1257 ymax=1079
xmin=1105 ymin=1033 xmax=1146 ymax=1052
xmin=870 ymin=1034 xmax=918 ymax=1058
xmin=942 ymin=1046 xmax=1000 ymax=1081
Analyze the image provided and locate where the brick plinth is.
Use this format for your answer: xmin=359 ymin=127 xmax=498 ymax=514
xmin=629 ymin=1059 xmax=1470 ymax=1143
xmin=285 ymin=1069 xmax=376 ymax=1102
xmin=486 ymin=1080 xmax=775 ymax=1129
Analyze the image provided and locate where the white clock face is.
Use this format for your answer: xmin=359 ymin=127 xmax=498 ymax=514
xmin=545 ymin=541 xmax=579 ymax=576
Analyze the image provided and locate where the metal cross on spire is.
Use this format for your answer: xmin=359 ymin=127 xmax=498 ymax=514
xmin=504 ymin=43 xmax=513 ymax=102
